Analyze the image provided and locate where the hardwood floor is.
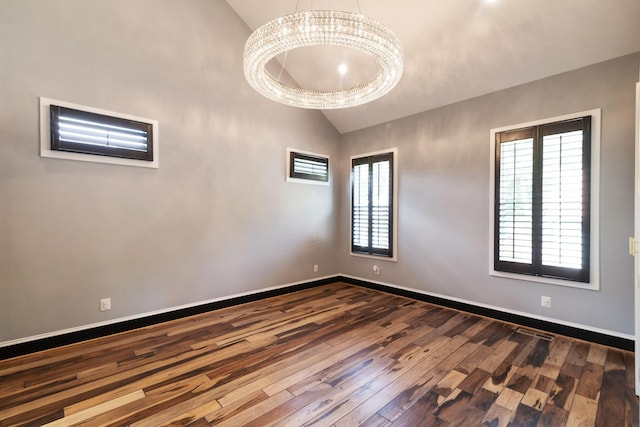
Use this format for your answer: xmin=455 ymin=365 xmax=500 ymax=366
xmin=0 ymin=283 xmax=637 ymax=426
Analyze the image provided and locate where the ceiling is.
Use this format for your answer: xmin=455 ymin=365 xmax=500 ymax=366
xmin=226 ymin=0 xmax=640 ymax=134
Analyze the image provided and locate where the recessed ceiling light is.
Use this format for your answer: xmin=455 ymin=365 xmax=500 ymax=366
xmin=338 ymin=63 xmax=348 ymax=76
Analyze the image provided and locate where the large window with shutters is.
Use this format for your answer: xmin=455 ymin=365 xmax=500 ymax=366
xmin=351 ymin=149 xmax=397 ymax=259
xmin=490 ymin=110 xmax=600 ymax=289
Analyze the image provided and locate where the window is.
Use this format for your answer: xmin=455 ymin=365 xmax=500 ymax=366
xmin=351 ymin=149 xmax=397 ymax=259
xmin=286 ymin=149 xmax=329 ymax=184
xmin=491 ymin=110 xmax=600 ymax=288
xmin=50 ymin=105 xmax=153 ymax=161
xmin=40 ymin=97 xmax=158 ymax=168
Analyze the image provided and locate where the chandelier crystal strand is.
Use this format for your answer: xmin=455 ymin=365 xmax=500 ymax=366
xmin=243 ymin=10 xmax=403 ymax=109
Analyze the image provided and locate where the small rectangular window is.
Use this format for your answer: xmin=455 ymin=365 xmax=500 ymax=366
xmin=351 ymin=149 xmax=397 ymax=259
xmin=50 ymin=105 xmax=153 ymax=161
xmin=491 ymin=111 xmax=600 ymax=288
xmin=286 ymin=148 xmax=329 ymax=185
xmin=40 ymin=97 xmax=158 ymax=168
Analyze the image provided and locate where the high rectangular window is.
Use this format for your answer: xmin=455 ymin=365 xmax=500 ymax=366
xmin=40 ymin=97 xmax=158 ymax=168
xmin=493 ymin=114 xmax=595 ymax=284
xmin=351 ymin=150 xmax=396 ymax=258
xmin=287 ymin=149 xmax=329 ymax=184
xmin=50 ymin=105 xmax=153 ymax=161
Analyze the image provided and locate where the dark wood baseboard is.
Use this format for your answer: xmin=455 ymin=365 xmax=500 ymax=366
xmin=0 ymin=275 xmax=632 ymax=360
xmin=338 ymin=276 xmax=634 ymax=352
xmin=0 ymin=277 xmax=336 ymax=360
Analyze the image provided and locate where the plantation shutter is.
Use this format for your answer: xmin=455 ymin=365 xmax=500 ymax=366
xmin=540 ymin=118 xmax=590 ymax=281
xmin=497 ymin=130 xmax=534 ymax=265
xmin=352 ymin=152 xmax=393 ymax=257
xmin=289 ymin=152 xmax=329 ymax=182
xmin=352 ymin=163 xmax=370 ymax=249
xmin=372 ymin=159 xmax=391 ymax=251
xmin=494 ymin=117 xmax=590 ymax=282
xmin=50 ymin=105 xmax=153 ymax=161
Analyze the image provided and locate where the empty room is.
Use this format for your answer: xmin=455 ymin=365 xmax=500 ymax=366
xmin=1 ymin=0 xmax=640 ymax=425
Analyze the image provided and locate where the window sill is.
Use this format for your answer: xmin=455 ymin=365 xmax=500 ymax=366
xmin=489 ymin=269 xmax=599 ymax=291
xmin=350 ymin=252 xmax=397 ymax=262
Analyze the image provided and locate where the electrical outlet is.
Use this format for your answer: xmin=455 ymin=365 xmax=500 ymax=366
xmin=373 ymin=265 xmax=380 ymax=275
xmin=541 ymin=296 xmax=551 ymax=308
xmin=100 ymin=298 xmax=111 ymax=312
xmin=313 ymin=264 xmax=318 ymax=272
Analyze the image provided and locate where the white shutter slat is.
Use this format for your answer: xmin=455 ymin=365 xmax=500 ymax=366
xmin=542 ymin=130 xmax=584 ymax=269
xmin=498 ymin=138 xmax=533 ymax=264
xmin=57 ymin=109 xmax=149 ymax=152
xmin=352 ymin=164 xmax=370 ymax=248
xmin=372 ymin=160 xmax=390 ymax=250
xmin=293 ymin=157 xmax=328 ymax=177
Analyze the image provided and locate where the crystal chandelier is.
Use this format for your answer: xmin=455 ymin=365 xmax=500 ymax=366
xmin=243 ymin=9 xmax=403 ymax=109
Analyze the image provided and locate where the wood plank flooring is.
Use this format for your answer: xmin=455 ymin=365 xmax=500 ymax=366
xmin=0 ymin=283 xmax=637 ymax=426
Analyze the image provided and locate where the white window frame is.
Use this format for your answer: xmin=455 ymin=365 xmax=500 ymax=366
xmin=40 ymin=97 xmax=159 ymax=169
xmin=350 ymin=147 xmax=398 ymax=262
xmin=286 ymin=148 xmax=330 ymax=186
xmin=489 ymin=109 xmax=601 ymax=290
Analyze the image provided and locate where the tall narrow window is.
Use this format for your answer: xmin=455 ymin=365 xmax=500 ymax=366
xmin=351 ymin=151 xmax=395 ymax=258
xmin=494 ymin=116 xmax=591 ymax=283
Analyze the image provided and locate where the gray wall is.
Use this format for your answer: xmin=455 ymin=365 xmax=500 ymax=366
xmin=1 ymin=0 xmax=637 ymax=344
xmin=0 ymin=0 xmax=340 ymax=342
xmin=337 ymin=52 xmax=640 ymax=336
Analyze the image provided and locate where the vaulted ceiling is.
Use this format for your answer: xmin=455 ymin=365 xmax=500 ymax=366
xmin=226 ymin=0 xmax=640 ymax=134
